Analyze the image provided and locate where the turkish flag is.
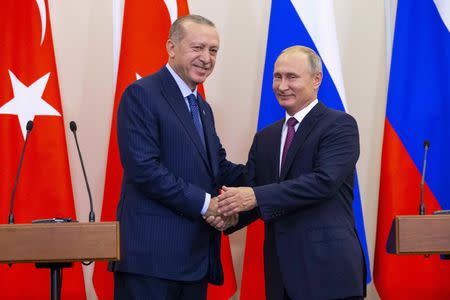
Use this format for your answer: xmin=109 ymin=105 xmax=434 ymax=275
xmin=92 ymin=1 xmax=236 ymax=299
xmin=0 ymin=0 xmax=86 ymax=299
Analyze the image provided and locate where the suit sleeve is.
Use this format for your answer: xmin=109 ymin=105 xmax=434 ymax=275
xmin=255 ymin=114 xmax=360 ymax=221
xmin=117 ymin=84 xmax=205 ymax=220
xmin=225 ymin=209 xmax=260 ymax=235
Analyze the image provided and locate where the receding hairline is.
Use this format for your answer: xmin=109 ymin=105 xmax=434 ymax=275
xmin=276 ymin=46 xmax=323 ymax=75
xmin=169 ymin=14 xmax=216 ymax=42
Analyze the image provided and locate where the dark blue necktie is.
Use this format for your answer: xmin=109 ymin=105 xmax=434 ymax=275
xmin=186 ymin=93 xmax=206 ymax=150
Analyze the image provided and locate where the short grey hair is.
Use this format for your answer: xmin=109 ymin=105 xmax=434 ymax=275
xmin=169 ymin=15 xmax=215 ymax=42
xmin=280 ymin=46 xmax=322 ymax=75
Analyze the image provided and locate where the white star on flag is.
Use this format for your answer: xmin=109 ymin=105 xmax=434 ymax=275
xmin=136 ymin=73 xmax=142 ymax=80
xmin=0 ymin=70 xmax=61 ymax=139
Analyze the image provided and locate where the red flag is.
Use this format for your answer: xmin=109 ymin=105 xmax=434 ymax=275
xmin=0 ymin=0 xmax=86 ymax=298
xmin=240 ymin=221 xmax=266 ymax=300
xmin=93 ymin=1 xmax=236 ymax=299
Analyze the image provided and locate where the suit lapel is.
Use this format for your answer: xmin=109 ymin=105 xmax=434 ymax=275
xmin=267 ymin=120 xmax=284 ymax=182
xmin=197 ymin=94 xmax=217 ymax=175
xmin=158 ymin=67 xmax=211 ymax=172
xmin=279 ymin=102 xmax=328 ymax=180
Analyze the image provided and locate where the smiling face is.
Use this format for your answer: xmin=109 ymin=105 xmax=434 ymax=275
xmin=167 ymin=21 xmax=219 ymax=90
xmin=272 ymin=51 xmax=322 ymax=115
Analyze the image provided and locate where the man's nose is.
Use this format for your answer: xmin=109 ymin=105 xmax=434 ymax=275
xmin=199 ymin=49 xmax=212 ymax=64
xmin=278 ymin=78 xmax=289 ymax=91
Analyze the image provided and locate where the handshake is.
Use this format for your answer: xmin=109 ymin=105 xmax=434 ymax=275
xmin=203 ymin=186 xmax=257 ymax=231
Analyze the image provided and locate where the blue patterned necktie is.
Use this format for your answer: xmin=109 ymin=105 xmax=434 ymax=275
xmin=186 ymin=93 xmax=206 ymax=150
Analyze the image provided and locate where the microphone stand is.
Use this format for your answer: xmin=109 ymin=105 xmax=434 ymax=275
xmin=70 ymin=121 xmax=95 ymax=222
xmin=8 ymin=120 xmax=34 ymax=224
xmin=419 ymin=141 xmax=429 ymax=215
xmin=69 ymin=121 xmax=95 ymax=268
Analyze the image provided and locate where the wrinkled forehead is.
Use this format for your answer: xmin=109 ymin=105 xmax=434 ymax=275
xmin=180 ymin=21 xmax=219 ymax=42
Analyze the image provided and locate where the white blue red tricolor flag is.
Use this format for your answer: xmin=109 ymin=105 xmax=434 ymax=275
xmin=240 ymin=1 xmax=371 ymax=299
xmin=374 ymin=0 xmax=450 ymax=299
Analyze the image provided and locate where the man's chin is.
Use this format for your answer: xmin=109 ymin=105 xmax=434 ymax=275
xmin=193 ymin=75 xmax=208 ymax=85
xmin=277 ymin=95 xmax=294 ymax=100
xmin=277 ymin=99 xmax=294 ymax=107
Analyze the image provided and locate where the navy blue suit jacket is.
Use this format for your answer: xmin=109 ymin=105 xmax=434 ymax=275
xmin=229 ymin=102 xmax=366 ymax=300
xmin=112 ymin=67 xmax=245 ymax=284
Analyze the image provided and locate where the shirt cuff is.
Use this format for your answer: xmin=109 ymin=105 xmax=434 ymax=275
xmin=201 ymin=193 xmax=211 ymax=215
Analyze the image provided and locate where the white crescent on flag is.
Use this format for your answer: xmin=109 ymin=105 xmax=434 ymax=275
xmin=36 ymin=0 xmax=47 ymax=45
xmin=163 ymin=0 xmax=178 ymax=24
xmin=0 ymin=71 xmax=61 ymax=139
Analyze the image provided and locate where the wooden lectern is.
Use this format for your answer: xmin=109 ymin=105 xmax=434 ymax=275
xmin=387 ymin=215 xmax=450 ymax=255
xmin=0 ymin=222 xmax=120 ymax=299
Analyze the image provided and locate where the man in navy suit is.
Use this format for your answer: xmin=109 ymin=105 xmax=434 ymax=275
xmin=214 ymin=46 xmax=366 ymax=300
xmin=112 ymin=15 xmax=243 ymax=299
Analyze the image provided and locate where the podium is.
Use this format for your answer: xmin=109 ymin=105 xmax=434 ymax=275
xmin=387 ymin=215 xmax=450 ymax=255
xmin=0 ymin=222 xmax=120 ymax=299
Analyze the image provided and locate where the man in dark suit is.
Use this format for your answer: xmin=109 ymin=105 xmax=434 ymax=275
xmin=112 ymin=15 xmax=243 ymax=299
xmin=215 ymin=46 xmax=366 ymax=300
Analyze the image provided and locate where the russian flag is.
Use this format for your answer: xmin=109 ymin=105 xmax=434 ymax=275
xmin=374 ymin=0 xmax=450 ymax=298
xmin=240 ymin=1 xmax=371 ymax=299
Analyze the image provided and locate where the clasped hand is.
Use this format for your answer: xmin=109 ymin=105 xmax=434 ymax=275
xmin=218 ymin=186 xmax=257 ymax=216
xmin=204 ymin=186 xmax=257 ymax=231
xmin=203 ymin=196 xmax=238 ymax=231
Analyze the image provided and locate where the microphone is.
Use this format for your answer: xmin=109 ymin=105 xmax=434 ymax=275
xmin=419 ymin=140 xmax=430 ymax=215
xmin=8 ymin=120 xmax=34 ymax=224
xmin=69 ymin=121 xmax=95 ymax=222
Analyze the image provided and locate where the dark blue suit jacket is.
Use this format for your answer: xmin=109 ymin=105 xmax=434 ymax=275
xmin=230 ymin=102 xmax=366 ymax=300
xmin=112 ymin=67 xmax=245 ymax=285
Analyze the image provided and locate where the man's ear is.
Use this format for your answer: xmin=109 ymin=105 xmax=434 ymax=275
xmin=313 ymin=72 xmax=323 ymax=90
xmin=166 ymin=39 xmax=175 ymax=58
